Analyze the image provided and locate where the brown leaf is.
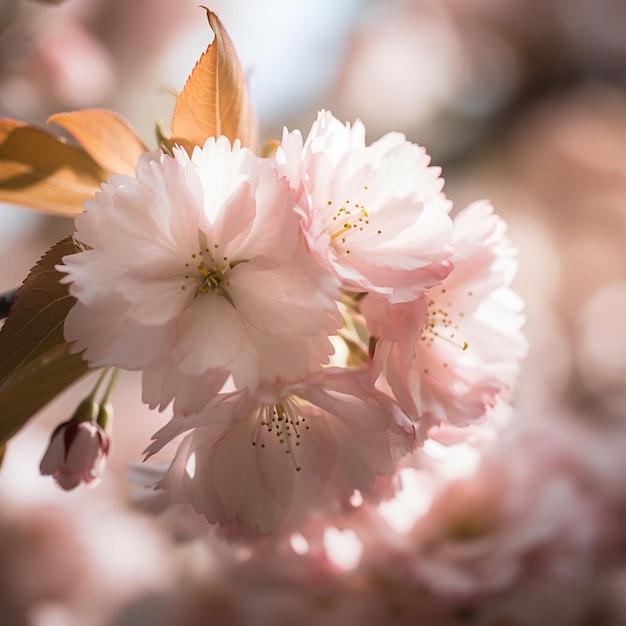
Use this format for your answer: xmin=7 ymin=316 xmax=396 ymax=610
xmin=48 ymin=109 xmax=147 ymax=177
xmin=0 ymin=119 xmax=107 ymax=216
xmin=0 ymin=236 xmax=81 ymax=384
xmin=0 ymin=237 xmax=89 ymax=444
xmin=0 ymin=347 xmax=89 ymax=446
xmin=170 ymin=9 xmax=258 ymax=154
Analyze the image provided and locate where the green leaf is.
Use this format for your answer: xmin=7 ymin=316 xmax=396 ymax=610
xmin=0 ymin=237 xmax=90 ymax=445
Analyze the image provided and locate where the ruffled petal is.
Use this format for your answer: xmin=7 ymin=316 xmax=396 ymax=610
xmin=65 ymin=302 xmax=175 ymax=369
xmin=176 ymin=295 xmax=247 ymax=375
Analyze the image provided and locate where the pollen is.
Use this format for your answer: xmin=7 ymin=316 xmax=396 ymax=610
xmin=420 ymin=286 xmax=470 ymax=353
xmin=181 ymin=234 xmax=249 ymax=307
xmin=252 ymin=398 xmax=305 ymax=472
xmin=325 ymin=185 xmax=381 ymax=255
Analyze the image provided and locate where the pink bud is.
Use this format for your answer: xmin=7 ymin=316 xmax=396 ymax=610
xmin=40 ymin=419 xmax=111 ymax=490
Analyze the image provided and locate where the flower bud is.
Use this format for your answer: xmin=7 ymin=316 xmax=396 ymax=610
xmin=39 ymin=418 xmax=111 ymax=491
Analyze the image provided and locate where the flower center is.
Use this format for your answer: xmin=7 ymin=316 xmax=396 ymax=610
xmin=448 ymin=511 xmax=494 ymax=541
xmin=326 ymin=185 xmax=382 ymax=256
xmin=197 ymin=263 xmax=227 ymax=294
xmin=180 ymin=234 xmax=248 ymax=308
xmin=420 ymin=287 xmax=470 ymax=370
xmin=251 ymin=397 xmax=309 ymax=472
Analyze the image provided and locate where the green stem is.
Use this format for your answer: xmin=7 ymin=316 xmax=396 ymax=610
xmin=96 ymin=368 xmax=121 ymax=430
xmin=100 ymin=368 xmax=121 ymax=406
xmin=85 ymin=367 xmax=110 ymax=403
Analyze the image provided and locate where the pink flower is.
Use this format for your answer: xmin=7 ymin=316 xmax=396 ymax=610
xmin=39 ymin=418 xmax=111 ymax=490
xmin=145 ymin=369 xmax=416 ymax=534
xmin=366 ymin=201 xmax=527 ymax=428
xmin=409 ymin=425 xmax=602 ymax=598
xmin=59 ymin=137 xmax=342 ymax=410
xmin=277 ymin=110 xmax=454 ymax=302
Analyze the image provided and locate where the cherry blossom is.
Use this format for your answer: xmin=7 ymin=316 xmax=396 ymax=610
xmin=145 ymin=369 xmax=416 ymax=534
xmin=409 ymin=425 xmax=602 ymax=598
xmin=59 ymin=137 xmax=342 ymax=410
xmin=276 ymin=110 xmax=454 ymax=302
xmin=366 ymin=201 xmax=527 ymax=428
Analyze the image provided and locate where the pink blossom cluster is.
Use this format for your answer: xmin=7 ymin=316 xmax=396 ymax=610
xmin=125 ymin=410 xmax=623 ymax=626
xmin=59 ymin=110 xmax=526 ymax=533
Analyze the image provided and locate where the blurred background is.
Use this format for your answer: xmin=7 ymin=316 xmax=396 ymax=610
xmin=1 ymin=0 xmax=626 ymax=624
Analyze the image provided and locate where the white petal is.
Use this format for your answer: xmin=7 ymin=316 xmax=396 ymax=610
xmin=59 ymin=250 xmax=126 ymax=314
xmin=142 ymin=358 xmax=228 ymax=415
xmin=65 ymin=303 xmax=175 ymax=369
xmin=117 ymin=273 xmax=193 ymax=326
xmin=210 ymin=417 xmax=294 ymax=533
xmin=176 ymin=295 xmax=247 ymax=375
xmin=229 ymin=260 xmax=340 ymax=335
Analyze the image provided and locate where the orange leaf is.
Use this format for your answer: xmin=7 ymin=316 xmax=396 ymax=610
xmin=48 ymin=109 xmax=147 ymax=177
xmin=170 ymin=9 xmax=258 ymax=154
xmin=0 ymin=119 xmax=107 ymax=216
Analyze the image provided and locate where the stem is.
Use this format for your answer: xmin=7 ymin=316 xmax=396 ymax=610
xmin=96 ymin=368 xmax=121 ymax=430
xmin=100 ymin=368 xmax=121 ymax=405
xmin=86 ymin=367 xmax=110 ymax=402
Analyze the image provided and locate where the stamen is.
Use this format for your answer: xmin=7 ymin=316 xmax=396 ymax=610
xmin=421 ymin=295 xmax=470 ymax=353
xmin=326 ymin=185 xmax=381 ymax=254
xmin=252 ymin=398 xmax=304 ymax=471
xmin=181 ymin=232 xmax=248 ymax=307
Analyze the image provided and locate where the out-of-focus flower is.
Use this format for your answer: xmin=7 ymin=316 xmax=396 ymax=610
xmin=39 ymin=415 xmax=111 ymax=491
xmin=59 ymin=136 xmax=342 ymax=412
xmin=366 ymin=201 xmax=526 ymax=429
xmin=277 ymin=110 xmax=454 ymax=302
xmin=0 ymin=506 xmax=87 ymax=623
xmin=409 ymin=425 xmax=602 ymax=599
xmin=146 ymin=369 xmax=416 ymax=534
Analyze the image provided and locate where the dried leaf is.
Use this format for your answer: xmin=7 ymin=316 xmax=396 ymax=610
xmin=170 ymin=9 xmax=258 ymax=154
xmin=0 ymin=119 xmax=107 ymax=216
xmin=0 ymin=237 xmax=89 ymax=444
xmin=48 ymin=109 xmax=147 ymax=177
